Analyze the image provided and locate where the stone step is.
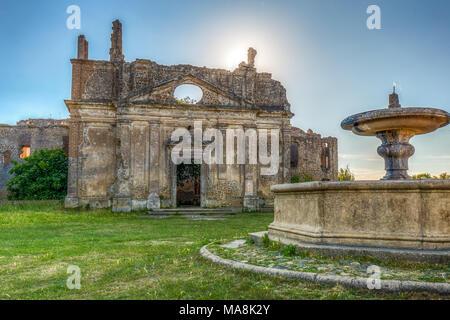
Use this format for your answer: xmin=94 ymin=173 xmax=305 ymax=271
xmin=148 ymin=206 xmax=273 ymax=215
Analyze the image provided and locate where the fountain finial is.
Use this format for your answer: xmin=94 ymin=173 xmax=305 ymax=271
xmin=388 ymin=83 xmax=401 ymax=108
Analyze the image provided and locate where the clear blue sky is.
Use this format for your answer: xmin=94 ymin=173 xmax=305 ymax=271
xmin=0 ymin=0 xmax=449 ymax=179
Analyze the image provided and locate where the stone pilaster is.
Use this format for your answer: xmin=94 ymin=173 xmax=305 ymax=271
xmin=147 ymin=121 xmax=161 ymax=210
xmin=243 ymin=125 xmax=260 ymax=212
xmin=129 ymin=121 xmax=149 ymax=210
xmin=65 ymin=117 xmax=81 ymax=208
xmin=113 ymin=120 xmax=132 ymax=212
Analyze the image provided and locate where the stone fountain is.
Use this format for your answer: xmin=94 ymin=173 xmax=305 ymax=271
xmin=252 ymin=89 xmax=450 ymax=263
xmin=341 ymin=88 xmax=450 ymax=180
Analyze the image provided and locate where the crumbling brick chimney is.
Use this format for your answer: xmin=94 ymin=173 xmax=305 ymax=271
xmin=110 ymin=19 xmax=124 ymax=62
xmin=77 ymin=35 xmax=88 ymax=60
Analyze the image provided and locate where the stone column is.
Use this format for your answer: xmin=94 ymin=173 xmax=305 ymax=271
xmin=147 ymin=121 xmax=161 ymax=210
xmin=113 ymin=120 xmax=132 ymax=212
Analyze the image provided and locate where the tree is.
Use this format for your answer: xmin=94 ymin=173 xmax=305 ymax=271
xmin=7 ymin=149 xmax=68 ymax=200
xmin=338 ymin=165 xmax=355 ymax=181
xmin=438 ymin=172 xmax=450 ymax=180
xmin=411 ymin=172 xmax=450 ymax=180
xmin=411 ymin=173 xmax=432 ymax=180
xmin=176 ymin=96 xmax=198 ymax=104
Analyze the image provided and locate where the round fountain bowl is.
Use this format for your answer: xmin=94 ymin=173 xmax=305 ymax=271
xmin=341 ymin=107 xmax=450 ymax=136
xmin=268 ymin=180 xmax=450 ymax=263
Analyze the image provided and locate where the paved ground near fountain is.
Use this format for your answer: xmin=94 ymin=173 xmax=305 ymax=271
xmin=201 ymin=240 xmax=450 ymax=294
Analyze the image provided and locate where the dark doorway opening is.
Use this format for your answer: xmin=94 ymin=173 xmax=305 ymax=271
xmin=176 ymin=163 xmax=201 ymax=207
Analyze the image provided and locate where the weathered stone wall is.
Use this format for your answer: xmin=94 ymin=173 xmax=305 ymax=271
xmin=0 ymin=119 xmax=69 ymax=198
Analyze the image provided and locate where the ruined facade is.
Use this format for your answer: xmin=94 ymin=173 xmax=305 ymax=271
xmin=64 ymin=20 xmax=338 ymax=211
xmin=0 ymin=19 xmax=334 ymax=210
xmin=0 ymin=119 xmax=69 ymax=198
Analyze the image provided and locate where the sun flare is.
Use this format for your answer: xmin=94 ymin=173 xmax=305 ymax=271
xmin=224 ymin=46 xmax=248 ymax=71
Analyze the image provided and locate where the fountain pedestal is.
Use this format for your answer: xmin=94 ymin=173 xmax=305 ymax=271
xmin=376 ymin=130 xmax=415 ymax=180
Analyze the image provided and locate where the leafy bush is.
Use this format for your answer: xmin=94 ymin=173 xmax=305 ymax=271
xmin=246 ymin=235 xmax=255 ymax=245
xmin=7 ymin=149 xmax=68 ymax=200
xmin=270 ymin=238 xmax=282 ymax=251
xmin=338 ymin=165 xmax=355 ymax=181
xmin=290 ymin=174 xmax=314 ymax=183
xmin=261 ymin=233 xmax=270 ymax=248
xmin=281 ymin=244 xmax=297 ymax=256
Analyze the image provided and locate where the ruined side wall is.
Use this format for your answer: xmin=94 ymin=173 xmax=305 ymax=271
xmin=0 ymin=120 xmax=69 ymax=198
xmin=322 ymin=136 xmax=338 ymax=181
xmin=65 ymin=103 xmax=117 ymax=209
xmin=290 ymin=127 xmax=338 ymax=181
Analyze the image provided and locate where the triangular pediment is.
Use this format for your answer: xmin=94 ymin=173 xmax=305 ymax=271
xmin=127 ymin=74 xmax=251 ymax=106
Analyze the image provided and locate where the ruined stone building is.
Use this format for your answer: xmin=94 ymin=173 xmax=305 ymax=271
xmin=62 ymin=19 xmax=338 ymax=211
xmin=0 ymin=119 xmax=69 ymax=198
xmin=0 ymin=19 xmax=338 ymax=208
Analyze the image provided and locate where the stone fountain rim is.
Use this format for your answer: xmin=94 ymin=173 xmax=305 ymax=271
xmin=341 ymin=106 xmax=450 ymax=131
xmin=271 ymin=180 xmax=450 ymax=193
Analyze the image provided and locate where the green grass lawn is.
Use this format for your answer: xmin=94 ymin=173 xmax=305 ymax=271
xmin=0 ymin=201 xmax=437 ymax=300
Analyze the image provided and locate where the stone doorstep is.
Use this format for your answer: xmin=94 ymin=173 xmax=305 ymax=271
xmin=148 ymin=207 xmax=273 ymax=215
xmin=248 ymin=231 xmax=450 ymax=265
xmin=200 ymin=245 xmax=450 ymax=295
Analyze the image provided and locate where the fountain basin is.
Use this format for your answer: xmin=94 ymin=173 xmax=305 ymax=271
xmin=268 ymin=180 xmax=450 ymax=258
xmin=341 ymin=107 xmax=450 ymax=136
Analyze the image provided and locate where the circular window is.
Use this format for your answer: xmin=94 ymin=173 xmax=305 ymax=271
xmin=174 ymin=84 xmax=203 ymax=104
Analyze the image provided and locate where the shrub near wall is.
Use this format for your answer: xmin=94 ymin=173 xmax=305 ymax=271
xmin=7 ymin=149 xmax=68 ymax=200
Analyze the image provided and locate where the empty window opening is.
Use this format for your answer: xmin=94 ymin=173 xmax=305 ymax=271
xmin=2 ymin=150 xmax=11 ymax=165
xmin=19 ymin=146 xmax=31 ymax=159
xmin=290 ymin=144 xmax=298 ymax=168
xmin=174 ymin=84 xmax=203 ymax=104
xmin=321 ymin=143 xmax=330 ymax=170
